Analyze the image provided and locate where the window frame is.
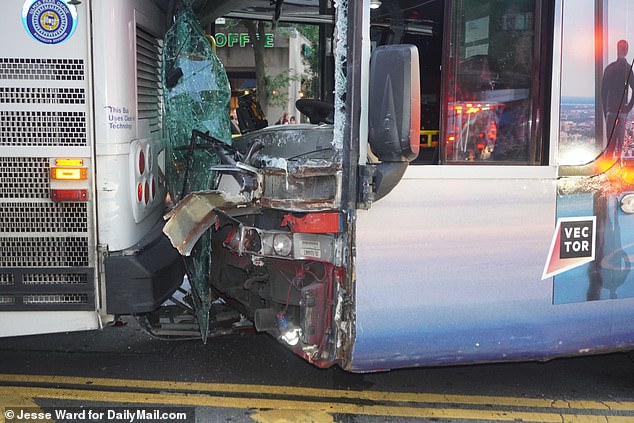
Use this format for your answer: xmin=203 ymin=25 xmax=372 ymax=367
xmin=439 ymin=0 xmax=555 ymax=166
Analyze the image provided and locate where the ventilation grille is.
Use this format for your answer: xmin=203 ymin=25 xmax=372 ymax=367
xmin=0 ymin=237 xmax=89 ymax=267
xmin=0 ymin=202 xmax=88 ymax=233
xmin=23 ymin=273 xmax=88 ymax=285
xmin=23 ymin=293 xmax=89 ymax=305
xmin=0 ymin=56 xmax=94 ymax=311
xmin=0 ymin=269 xmax=95 ymax=310
xmin=0 ymin=111 xmax=87 ymax=147
xmin=0 ymin=274 xmax=14 ymax=286
xmin=0 ymin=58 xmax=85 ymax=81
xmin=0 ymin=296 xmax=15 ymax=305
xmin=0 ymin=87 xmax=86 ymax=104
xmin=0 ymin=157 xmax=50 ymax=199
xmin=136 ymin=26 xmax=163 ymax=132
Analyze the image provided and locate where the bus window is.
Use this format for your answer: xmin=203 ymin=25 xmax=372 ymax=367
xmin=444 ymin=0 xmax=550 ymax=164
xmin=559 ymin=0 xmax=634 ymax=168
xmin=370 ymin=0 xmax=551 ymax=165
xmin=370 ymin=0 xmax=444 ymax=164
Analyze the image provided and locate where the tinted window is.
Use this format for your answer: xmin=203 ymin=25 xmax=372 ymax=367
xmin=444 ymin=0 xmax=548 ymax=164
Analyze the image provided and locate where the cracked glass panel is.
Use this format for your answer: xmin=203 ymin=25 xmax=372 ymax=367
xmin=333 ymin=0 xmax=348 ymax=151
xmin=162 ymin=2 xmax=232 ymax=341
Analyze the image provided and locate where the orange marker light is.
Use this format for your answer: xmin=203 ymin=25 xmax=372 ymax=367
xmin=51 ymin=167 xmax=88 ymax=180
xmin=55 ymin=159 xmax=84 ymax=166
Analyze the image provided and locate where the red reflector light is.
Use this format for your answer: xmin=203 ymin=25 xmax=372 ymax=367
xmin=138 ymin=150 xmax=145 ymax=175
xmin=144 ymin=180 xmax=150 ymax=204
xmin=51 ymin=189 xmax=88 ymax=201
xmin=137 ymin=183 xmax=143 ymax=202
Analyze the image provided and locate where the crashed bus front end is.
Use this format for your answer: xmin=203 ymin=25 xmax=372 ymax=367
xmin=159 ymin=0 xmax=356 ymax=368
xmin=163 ymin=125 xmax=349 ymax=367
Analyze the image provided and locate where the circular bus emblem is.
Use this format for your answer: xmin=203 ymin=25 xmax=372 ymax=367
xmin=22 ymin=0 xmax=78 ymax=45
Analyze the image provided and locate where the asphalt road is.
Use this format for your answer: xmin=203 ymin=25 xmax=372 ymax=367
xmin=1 ymin=315 xmax=634 ymax=422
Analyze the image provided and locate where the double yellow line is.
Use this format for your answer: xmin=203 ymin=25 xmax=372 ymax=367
xmin=1 ymin=373 xmax=634 ymax=422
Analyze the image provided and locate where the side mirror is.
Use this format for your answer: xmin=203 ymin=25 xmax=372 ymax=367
xmin=368 ymin=44 xmax=420 ymax=162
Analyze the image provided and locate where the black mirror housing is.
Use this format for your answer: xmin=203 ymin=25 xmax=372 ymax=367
xmin=368 ymin=44 xmax=420 ymax=162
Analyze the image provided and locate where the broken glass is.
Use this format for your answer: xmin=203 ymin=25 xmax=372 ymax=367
xmin=333 ymin=0 xmax=348 ymax=150
xmin=162 ymin=1 xmax=232 ymax=341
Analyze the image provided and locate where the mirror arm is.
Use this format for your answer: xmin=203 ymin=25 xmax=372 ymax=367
xmin=357 ymin=162 xmax=408 ymax=209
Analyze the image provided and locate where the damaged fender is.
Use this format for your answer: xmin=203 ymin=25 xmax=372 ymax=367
xmin=163 ymin=191 xmax=250 ymax=256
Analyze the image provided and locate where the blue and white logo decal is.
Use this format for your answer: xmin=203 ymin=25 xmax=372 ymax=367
xmin=22 ymin=0 xmax=77 ymax=45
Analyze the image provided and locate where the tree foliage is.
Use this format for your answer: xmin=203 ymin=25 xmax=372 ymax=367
xmin=224 ymin=18 xmax=320 ymax=111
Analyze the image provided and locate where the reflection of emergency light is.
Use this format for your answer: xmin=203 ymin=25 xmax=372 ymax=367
xmin=446 ymin=102 xmax=499 ymax=160
xmin=452 ymin=102 xmax=497 ymax=114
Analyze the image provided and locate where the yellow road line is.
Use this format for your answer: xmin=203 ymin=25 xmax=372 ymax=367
xmin=0 ymin=386 xmax=631 ymax=423
xmin=0 ymin=373 xmax=632 ymax=412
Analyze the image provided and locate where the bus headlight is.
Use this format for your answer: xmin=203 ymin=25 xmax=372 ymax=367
xmin=273 ymin=233 xmax=293 ymax=256
xmin=236 ymin=227 xmax=341 ymax=265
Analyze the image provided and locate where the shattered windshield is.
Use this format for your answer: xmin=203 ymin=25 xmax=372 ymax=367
xmin=162 ymin=2 xmax=233 ymax=340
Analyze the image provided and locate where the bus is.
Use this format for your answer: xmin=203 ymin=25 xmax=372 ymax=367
xmin=0 ymin=0 xmax=184 ymax=336
xmin=3 ymin=0 xmax=634 ymax=373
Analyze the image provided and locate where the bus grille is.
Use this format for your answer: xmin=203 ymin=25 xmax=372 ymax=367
xmin=0 ymin=157 xmax=50 ymax=199
xmin=0 ymin=274 xmax=13 ymax=285
xmin=0 ymin=237 xmax=89 ymax=267
xmin=0 ymin=87 xmax=86 ymax=105
xmin=0 ymin=202 xmax=88 ymax=232
xmin=23 ymin=273 xmax=88 ymax=285
xmin=0 ymin=296 xmax=14 ymax=305
xmin=0 ymin=58 xmax=85 ymax=81
xmin=23 ymin=294 xmax=89 ymax=305
xmin=0 ymin=111 xmax=87 ymax=147
xmin=0 ymin=53 xmax=94 ymax=312
xmin=0 ymin=269 xmax=94 ymax=311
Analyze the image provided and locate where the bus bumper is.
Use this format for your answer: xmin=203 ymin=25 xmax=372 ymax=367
xmin=104 ymin=220 xmax=185 ymax=314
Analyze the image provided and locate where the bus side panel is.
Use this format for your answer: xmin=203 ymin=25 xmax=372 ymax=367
xmin=91 ymin=0 xmax=184 ymax=315
xmin=92 ymin=0 xmax=167 ymax=251
xmin=347 ymin=166 xmax=634 ymax=371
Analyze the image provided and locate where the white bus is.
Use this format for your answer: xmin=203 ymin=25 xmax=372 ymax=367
xmin=3 ymin=0 xmax=634 ymax=373
xmin=0 ymin=0 xmax=184 ymax=335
